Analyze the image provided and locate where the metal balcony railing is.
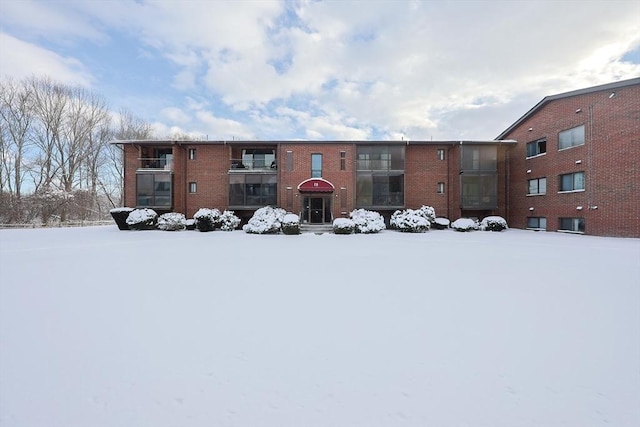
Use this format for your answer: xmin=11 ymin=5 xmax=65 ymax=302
xmin=229 ymin=158 xmax=277 ymax=171
xmin=138 ymin=157 xmax=173 ymax=170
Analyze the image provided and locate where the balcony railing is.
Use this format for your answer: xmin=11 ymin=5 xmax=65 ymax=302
xmin=461 ymin=195 xmax=498 ymax=209
xmin=138 ymin=157 xmax=173 ymax=170
xmin=229 ymin=158 xmax=277 ymax=171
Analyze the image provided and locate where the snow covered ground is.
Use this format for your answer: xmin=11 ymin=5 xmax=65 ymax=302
xmin=0 ymin=225 xmax=639 ymax=427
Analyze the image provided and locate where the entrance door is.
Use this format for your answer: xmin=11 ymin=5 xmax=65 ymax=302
xmin=303 ymin=196 xmax=332 ymax=223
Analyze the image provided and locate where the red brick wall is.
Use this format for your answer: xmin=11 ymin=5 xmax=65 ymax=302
xmin=405 ymin=145 xmax=450 ymax=217
xmin=123 ymin=145 xmax=138 ymax=208
xmin=181 ymin=144 xmax=230 ymax=217
xmin=503 ymin=83 xmax=640 ymax=237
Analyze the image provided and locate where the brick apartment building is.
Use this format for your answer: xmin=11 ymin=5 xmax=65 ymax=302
xmin=116 ymin=78 xmax=639 ymax=237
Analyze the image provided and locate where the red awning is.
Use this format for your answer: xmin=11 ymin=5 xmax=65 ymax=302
xmin=297 ymin=178 xmax=335 ymax=193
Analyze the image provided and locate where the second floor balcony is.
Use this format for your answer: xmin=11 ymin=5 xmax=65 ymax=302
xmin=138 ymin=156 xmax=174 ymax=170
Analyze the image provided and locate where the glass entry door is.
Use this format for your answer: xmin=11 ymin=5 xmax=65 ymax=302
xmin=302 ymin=196 xmax=332 ymax=224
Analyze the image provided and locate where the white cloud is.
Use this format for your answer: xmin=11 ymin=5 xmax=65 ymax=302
xmin=0 ymin=33 xmax=93 ymax=87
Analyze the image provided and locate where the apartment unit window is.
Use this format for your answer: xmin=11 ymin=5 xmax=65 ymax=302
xmin=559 ymin=217 xmax=585 ymax=233
xmin=460 ymin=145 xmax=497 ymax=172
xmin=242 ymin=149 xmax=275 ymax=170
xmin=285 ymin=150 xmax=293 ymax=172
xmin=527 ymin=177 xmax=547 ymax=195
xmin=558 ymin=125 xmax=585 ymax=150
xmin=229 ymin=174 xmax=277 ymax=207
xmin=437 ymin=182 xmax=445 ymax=194
xmin=356 ymin=174 xmax=404 ymax=207
xmin=437 ymin=149 xmax=445 ymax=161
xmin=340 ymin=151 xmax=346 ymax=171
xmin=526 ymin=138 xmax=547 ymax=157
xmin=357 ymin=145 xmax=405 ymax=171
xmin=188 ymin=148 xmax=197 ymax=160
xmin=559 ymin=172 xmax=584 ymax=192
xmin=311 ymin=153 xmax=323 ymax=177
xmin=527 ymin=217 xmax=547 ymax=230
xmin=136 ymin=173 xmax=172 ymax=208
xmin=188 ymin=182 xmax=197 ymax=193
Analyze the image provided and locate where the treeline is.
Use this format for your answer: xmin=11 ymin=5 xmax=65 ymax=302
xmin=0 ymin=76 xmax=152 ymax=224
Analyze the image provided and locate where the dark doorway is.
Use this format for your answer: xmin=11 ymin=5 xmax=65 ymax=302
xmin=303 ymin=196 xmax=332 ymax=224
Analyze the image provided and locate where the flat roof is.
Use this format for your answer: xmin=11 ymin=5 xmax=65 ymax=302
xmin=110 ymin=139 xmax=517 ymax=146
xmin=496 ymin=77 xmax=640 ymax=139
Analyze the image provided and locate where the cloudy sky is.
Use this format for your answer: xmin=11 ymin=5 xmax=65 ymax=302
xmin=1 ymin=0 xmax=638 ymax=141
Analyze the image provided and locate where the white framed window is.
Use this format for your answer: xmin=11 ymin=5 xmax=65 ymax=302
xmin=559 ymin=172 xmax=584 ymax=192
xmin=188 ymin=148 xmax=196 ymax=160
xmin=311 ymin=153 xmax=322 ymax=178
xmin=527 ymin=177 xmax=547 ymax=195
xmin=526 ymin=138 xmax=547 ymax=157
xmin=527 ymin=217 xmax=547 ymax=230
xmin=437 ymin=182 xmax=445 ymax=194
xmin=559 ymin=217 xmax=585 ymax=233
xmin=188 ymin=182 xmax=197 ymax=193
xmin=437 ymin=149 xmax=445 ymax=161
xmin=558 ymin=125 xmax=585 ymax=150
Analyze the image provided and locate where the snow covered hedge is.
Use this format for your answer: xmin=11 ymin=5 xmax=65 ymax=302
xmin=333 ymin=218 xmax=355 ymax=234
xmin=194 ymin=208 xmax=220 ymax=232
xmin=157 ymin=212 xmax=186 ymax=231
xmin=126 ymin=208 xmax=157 ymax=230
xmin=243 ymin=206 xmax=287 ymax=234
xmin=390 ymin=208 xmax=431 ymax=233
xmin=432 ymin=217 xmax=450 ymax=230
xmin=110 ymin=207 xmax=134 ymax=230
xmin=451 ymin=218 xmax=479 ymax=232
xmin=219 ymin=210 xmax=241 ymax=231
xmin=281 ymin=213 xmax=301 ymax=235
xmin=350 ymin=209 xmax=386 ymax=233
xmin=480 ymin=216 xmax=508 ymax=232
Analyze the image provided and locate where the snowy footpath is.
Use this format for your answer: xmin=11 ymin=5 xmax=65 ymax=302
xmin=1 ymin=226 xmax=639 ymax=426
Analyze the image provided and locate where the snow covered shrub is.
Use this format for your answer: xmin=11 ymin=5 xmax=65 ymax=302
xmin=126 ymin=208 xmax=157 ymax=230
xmin=281 ymin=213 xmax=301 ymax=235
xmin=243 ymin=206 xmax=287 ymax=234
xmin=349 ymin=209 xmax=386 ymax=233
xmin=157 ymin=212 xmax=186 ymax=231
xmin=480 ymin=216 xmax=508 ymax=232
xmin=451 ymin=218 xmax=480 ymax=232
xmin=185 ymin=219 xmax=196 ymax=230
xmin=417 ymin=205 xmax=436 ymax=224
xmin=390 ymin=209 xmax=430 ymax=233
xmin=333 ymin=218 xmax=355 ymax=234
xmin=432 ymin=217 xmax=450 ymax=230
xmin=194 ymin=208 xmax=221 ymax=232
xmin=110 ymin=207 xmax=134 ymax=230
xmin=219 ymin=210 xmax=241 ymax=231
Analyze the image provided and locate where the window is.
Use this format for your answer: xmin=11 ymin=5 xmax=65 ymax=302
xmin=188 ymin=182 xmax=197 ymax=193
xmin=461 ymin=174 xmax=497 ymax=209
xmin=188 ymin=148 xmax=197 ymax=160
xmin=437 ymin=149 xmax=445 ymax=161
xmin=558 ymin=125 xmax=585 ymax=150
xmin=356 ymin=173 xmax=404 ymax=207
xmin=527 ymin=217 xmax=547 ymax=230
xmin=559 ymin=217 xmax=585 ymax=233
xmin=340 ymin=187 xmax=347 ymax=209
xmin=526 ymin=139 xmax=547 ymax=157
xmin=136 ymin=173 xmax=172 ymax=207
xmin=460 ymin=145 xmax=497 ymax=171
xmin=437 ymin=182 xmax=445 ymax=194
xmin=242 ymin=149 xmax=275 ymax=170
xmin=285 ymin=150 xmax=293 ymax=172
xmin=340 ymin=151 xmax=346 ymax=171
xmin=559 ymin=172 xmax=584 ymax=192
xmin=357 ymin=145 xmax=404 ymax=171
xmin=527 ymin=177 xmax=547 ymax=195
xmin=311 ymin=153 xmax=322 ymax=178
xmin=229 ymin=174 xmax=277 ymax=207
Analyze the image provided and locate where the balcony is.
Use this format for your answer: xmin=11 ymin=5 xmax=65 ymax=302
xmin=229 ymin=158 xmax=277 ymax=172
xmin=138 ymin=156 xmax=173 ymax=170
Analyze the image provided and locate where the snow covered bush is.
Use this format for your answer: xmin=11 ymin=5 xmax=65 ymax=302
xmin=243 ymin=206 xmax=287 ymax=234
xmin=333 ymin=218 xmax=355 ymax=234
xmin=157 ymin=212 xmax=186 ymax=231
xmin=349 ymin=209 xmax=386 ymax=234
xmin=219 ymin=210 xmax=241 ymax=231
xmin=125 ymin=208 xmax=157 ymax=230
xmin=480 ymin=216 xmax=508 ymax=232
xmin=110 ymin=207 xmax=134 ymax=230
xmin=281 ymin=213 xmax=301 ymax=235
xmin=432 ymin=217 xmax=450 ymax=230
xmin=416 ymin=205 xmax=436 ymax=224
xmin=390 ymin=209 xmax=430 ymax=233
xmin=185 ymin=219 xmax=196 ymax=230
xmin=451 ymin=218 xmax=480 ymax=232
xmin=194 ymin=208 xmax=220 ymax=232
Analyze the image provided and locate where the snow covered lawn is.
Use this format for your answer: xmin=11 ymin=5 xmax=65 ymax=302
xmin=1 ymin=226 xmax=639 ymax=427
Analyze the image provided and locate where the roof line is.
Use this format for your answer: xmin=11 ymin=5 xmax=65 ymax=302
xmin=496 ymin=77 xmax=640 ymax=139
